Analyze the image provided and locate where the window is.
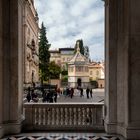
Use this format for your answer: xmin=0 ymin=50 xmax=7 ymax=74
xmin=96 ymin=70 xmax=99 ymax=76
xmin=90 ymin=71 xmax=92 ymax=75
xmin=85 ymin=67 xmax=88 ymax=72
xmin=76 ymin=66 xmax=83 ymax=72
xmin=71 ymin=67 xmax=74 ymax=72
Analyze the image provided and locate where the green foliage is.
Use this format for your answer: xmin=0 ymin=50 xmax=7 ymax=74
xmin=61 ymin=75 xmax=68 ymax=82
xmin=74 ymin=39 xmax=84 ymax=55
xmin=61 ymin=70 xmax=68 ymax=75
xmin=84 ymin=46 xmax=89 ymax=58
xmin=39 ymin=22 xmax=51 ymax=82
xmin=48 ymin=61 xmax=61 ymax=79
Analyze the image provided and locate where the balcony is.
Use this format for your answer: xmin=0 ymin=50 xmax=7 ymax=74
xmin=23 ymin=103 xmax=104 ymax=131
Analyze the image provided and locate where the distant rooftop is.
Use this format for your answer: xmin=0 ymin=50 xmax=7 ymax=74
xmin=50 ymin=47 xmax=75 ymax=53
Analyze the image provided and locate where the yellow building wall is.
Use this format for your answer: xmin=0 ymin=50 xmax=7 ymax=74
xmin=89 ymin=67 xmax=102 ymax=80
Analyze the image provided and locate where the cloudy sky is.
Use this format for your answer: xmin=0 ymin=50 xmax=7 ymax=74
xmin=34 ymin=0 xmax=104 ymax=61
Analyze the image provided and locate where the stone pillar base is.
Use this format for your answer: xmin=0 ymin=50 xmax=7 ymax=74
xmin=0 ymin=122 xmax=22 ymax=138
xmin=123 ymin=127 xmax=140 ymax=139
xmin=105 ymin=121 xmax=140 ymax=139
xmin=104 ymin=121 xmax=117 ymax=134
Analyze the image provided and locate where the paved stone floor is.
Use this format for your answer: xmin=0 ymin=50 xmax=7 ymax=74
xmin=2 ymin=132 xmax=123 ymax=140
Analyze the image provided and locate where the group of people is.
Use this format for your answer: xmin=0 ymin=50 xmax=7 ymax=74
xmin=63 ymin=86 xmax=93 ymax=99
xmin=26 ymin=87 xmax=39 ymax=102
xmin=26 ymin=83 xmax=94 ymax=103
xmin=63 ymin=87 xmax=74 ymax=98
xmin=26 ymin=85 xmax=61 ymax=103
xmin=41 ymin=87 xmax=60 ymax=103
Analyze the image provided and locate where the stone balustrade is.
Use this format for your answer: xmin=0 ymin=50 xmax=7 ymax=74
xmin=23 ymin=103 xmax=104 ymax=131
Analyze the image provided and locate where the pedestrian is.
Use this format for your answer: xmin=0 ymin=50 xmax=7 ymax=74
xmin=86 ymin=87 xmax=90 ymax=99
xmin=70 ymin=87 xmax=74 ymax=98
xmin=80 ymin=87 xmax=84 ymax=97
xmin=54 ymin=88 xmax=58 ymax=102
xmin=90 ymin=88 xmax=93 ymax=98
xmin=66 ymin=87 xmax=70 ymax=97
xmin=26 ymin=87 xmax=31 ymax=102
xmin=31 ymin=89 xmax=39 ymax=102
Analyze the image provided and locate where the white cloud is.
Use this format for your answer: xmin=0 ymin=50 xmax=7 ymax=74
xmin=35 ymin=0 xmax=104 ymax=60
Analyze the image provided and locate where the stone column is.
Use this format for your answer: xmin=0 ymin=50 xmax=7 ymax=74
xmin=105 ymin=0 xmax=140 ymax=139
xmin=104 ymin=0 xmax=118 ymax=133
xmin=125 ymin=0 xmax=140 ymax=139
xmin=0 ymin=0 xmax=3 ymax=137
xmin=0 ymin=0 xmax=24 ymax=138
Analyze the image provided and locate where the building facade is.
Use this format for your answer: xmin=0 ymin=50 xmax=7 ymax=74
xmin=89 ymin=62 xmax=104 ymax=80
xmin=50 ymin=47 xmax=105 ymax=88
xmin=89 ymin=62 xmax=105 ymax=88
xmin=50 ymin=48 xmax=74 ymax=70
xmin=23 ymin=0 xmax=39 ymax=85
xmin=68 ymin=45 xmax=90 ymax=88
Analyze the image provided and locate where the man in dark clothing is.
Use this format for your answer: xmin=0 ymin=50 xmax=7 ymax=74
xmin=70 ymin=88 xmax=74 ymax=98
xmin=90 ymin=88 xmax=93 ymax=98
xmin=54 ymin=89 xmax=57 ymax=102
xmin=26 ymin=87 xmax=31 ymax=102
xmin=86 ymin=87 xmax=90 ymax=99
xmin=80 ymin=88 xmax=84 ymax=97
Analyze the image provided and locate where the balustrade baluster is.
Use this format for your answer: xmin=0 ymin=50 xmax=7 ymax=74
xmin=71 ymin=107 xmax=74 ymax=125
xmin=53 ymin=107 xmax=56 ymax=126
xmin=78 ymin=108 xmax=81 ymax=126
xmin=83 ymin=107 xmax=85 ymax=126
xmin=75 ymin=107 xmax=78 ymax=126
xmin=67 ymin=107 xmax=70 ymax=126
xmin=45 ymin=107 xmax=48 ymax=125
xmin=40 ymin=108 xmax=44 ymax=125
xmin=48 ymin=107 xmax=51 ymax=125
xmin=97 ymin=106 xmax=102 ymax=125
xmin=36 ymin=107 xmax=39 ymax=125
xmin=56 ymin=107 xmax=58 ymax=126
xmin=61 ymin=107 xmax=63 ymax=125
xmin=32 ymin=107 xmax=36 ymax=125
xmin=58 ymin=107 xmax=61 ymax=126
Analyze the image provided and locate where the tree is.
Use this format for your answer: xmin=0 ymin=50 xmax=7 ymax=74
xmin=84 ymin=46 xmax=89 ymax=58
xmin=39 ymin=22 xmax=51 ymax=83
xmin=74 ymin=39 xmax=85 ymax=55
xmin=74 ymin=39 xmax=89 ymax=58
xmin=48 ymin=61 xmax=61 ymax=79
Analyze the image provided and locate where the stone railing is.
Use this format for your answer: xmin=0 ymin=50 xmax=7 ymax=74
xmin=23 ymin=103 xmax=104 ymax=131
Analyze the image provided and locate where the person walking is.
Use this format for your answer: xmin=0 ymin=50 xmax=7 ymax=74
xmin=54 ymin=88 xmax=58 ymax=103
xmin=86 ymin=87 xmax=90 ymax=99
xmin=80 ymin=87 xmax=84 ymax=97
xmin=26 ymin=87 xmax=31 ymax=102
xmin=90 ymin=88 xmax=93 ymax=98
xmin=70 ymin=87 xmax=74 ymax=98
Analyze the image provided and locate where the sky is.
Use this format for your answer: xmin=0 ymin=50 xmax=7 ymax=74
xmin=34 ymin=0 xmax=104 ymax=61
